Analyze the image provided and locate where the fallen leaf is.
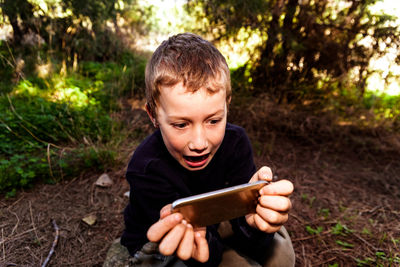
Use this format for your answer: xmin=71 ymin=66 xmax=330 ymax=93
xmin=82 ymin=214 xmax=97 ymax=226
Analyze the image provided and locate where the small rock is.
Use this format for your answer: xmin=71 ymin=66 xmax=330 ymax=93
xmin=123 ymin=191 xmax=130 ymax=198
xmin=96 ymin=173 xmax=113 ymax=187
xmin=103 ymin=238 xmax=131 ymax=267
xmin=82 ymin=214 xmax=97 ymax=226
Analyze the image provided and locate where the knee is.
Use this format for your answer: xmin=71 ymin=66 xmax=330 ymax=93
xmin=262 ymin=226 xmax=295 ymax=267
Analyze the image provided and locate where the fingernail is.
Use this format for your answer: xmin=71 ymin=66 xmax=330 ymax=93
xmin=182 ymin=219 xmax=187 ymax=225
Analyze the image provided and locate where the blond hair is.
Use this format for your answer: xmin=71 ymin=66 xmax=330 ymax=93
xmin=145 ymin=33 xmax=231 ymax=117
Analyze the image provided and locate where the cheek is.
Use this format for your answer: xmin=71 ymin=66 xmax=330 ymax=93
xmin=209 ymin=126 xmax=226 ymax=147
xmin=164 ymin=131 xmax=186 ymax=152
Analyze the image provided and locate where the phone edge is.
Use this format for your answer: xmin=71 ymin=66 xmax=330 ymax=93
xmin=171 ymin=180 xmax=268 ymax=210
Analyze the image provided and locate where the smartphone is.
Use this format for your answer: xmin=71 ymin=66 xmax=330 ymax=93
xmin=171 ymin=180 xmax=268 ymax=227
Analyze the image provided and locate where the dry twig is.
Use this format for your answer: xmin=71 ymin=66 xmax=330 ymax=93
xmin=292 ymin=230 xmax=331 ymax=242
xmin=41 ymin=220 xmax=60 ymax=267
xmin=29 ymin=201 xmax=39 ymax=242
xmin=1 ymin=228 xmax=5 ymax=262
xmin=314 ymin=256 xmax=337 ymax=266
xmin=8 ymin=210 xmax=19 ymax=236
xmin=7 ymin=195 xmax=24 ymax=209
xmin=2 ymin=222 xmax=49 ymax=243
xmin=351 ymin=232 xmax=378 ymax=251
xmin=47 ymin=143 xmax=55 ymax=180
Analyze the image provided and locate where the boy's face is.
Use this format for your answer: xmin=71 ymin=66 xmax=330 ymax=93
xmin=152 ymin=82 xmax=228 ymax=171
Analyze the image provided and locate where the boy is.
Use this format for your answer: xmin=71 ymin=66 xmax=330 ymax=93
xmin=121 ymin=33 xmax=295 ymax=266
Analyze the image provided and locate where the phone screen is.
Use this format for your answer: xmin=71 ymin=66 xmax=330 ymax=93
xmin=171 ymin=180 xmax=268 ymax=227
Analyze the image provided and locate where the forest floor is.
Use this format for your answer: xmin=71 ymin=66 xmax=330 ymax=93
xmin=1 ymin=98 xmax=400 ymax=266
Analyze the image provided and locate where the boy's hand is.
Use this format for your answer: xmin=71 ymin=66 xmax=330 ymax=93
xmin=147 ymin=204 xmax=209 ymax=262
xmin=246 ymin=166 xmax=294 ymax=233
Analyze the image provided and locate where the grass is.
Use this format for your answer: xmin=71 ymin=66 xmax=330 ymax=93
xmin=0 ymin=51 xmax=147 ymax=196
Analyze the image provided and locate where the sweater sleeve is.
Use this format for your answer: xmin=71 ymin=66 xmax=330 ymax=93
xmin=121 ymin=164 xmax=180 ymax=255
xmin=122 ymin=170 xmax=225 ymax=266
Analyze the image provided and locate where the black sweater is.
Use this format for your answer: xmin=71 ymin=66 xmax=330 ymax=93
xmin=121 ymin=123 xmax=273 ymax=266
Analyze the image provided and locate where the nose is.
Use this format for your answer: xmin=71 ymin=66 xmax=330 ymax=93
xmin=188 ymin=125 xmax=208 ymax=152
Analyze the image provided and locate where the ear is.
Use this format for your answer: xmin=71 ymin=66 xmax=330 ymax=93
xmin=145 ymin=103 xmax=158 ymax=128
xmin=226 ymin=95 xmax=232 ymax=113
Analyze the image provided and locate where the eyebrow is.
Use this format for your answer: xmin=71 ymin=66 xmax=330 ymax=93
xmin=168 ymin=109 xmax=226 ymax=121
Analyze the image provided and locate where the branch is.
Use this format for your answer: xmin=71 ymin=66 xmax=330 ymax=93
xmin=41 ymin=220 xmax=60 ymax=267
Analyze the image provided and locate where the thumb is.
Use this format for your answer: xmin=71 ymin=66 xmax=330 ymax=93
xmin=250 ymin=166 xmax=273 ymax=183
xmin=160 ymin=204 xmax=172 ymax=219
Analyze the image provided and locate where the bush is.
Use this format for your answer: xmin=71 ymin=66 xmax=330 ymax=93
xmin=0 ymin=55 xmax=146 ymax=195
xmin=0 ymin=92 xmax=113 ymax=193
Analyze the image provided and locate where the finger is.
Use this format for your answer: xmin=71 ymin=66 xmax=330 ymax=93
xmin=193 ymin=231 xmax=209 ymax=263
xmin=160 ymin=204 xmax=172 ymax=219
xmin=147 ymin=213 xmax=183 ymax=242
xmin=256 ymin=205 xmax=289 ymax=226
xmin=250 ymin=166 xmax=273 ymax=183
xmin=193 ymin=227 xmax=206 ymax=237
xmin=158 ymin=222 xmax=187 ymax=256
xmin=260 ymin=180 xmax=294 ymax=196
xmin=245 ymin=213 xmax=256 ymax=228
xmin=258 ymin=195 xmax=292 ymax=212
xmin=254 ymin=214 xmax=282 ymax=233
xmin=177 ymin=223 xmax=194 ymax=260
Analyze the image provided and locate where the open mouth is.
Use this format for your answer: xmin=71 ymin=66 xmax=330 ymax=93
xmin=183 ymin=154 xmax=210 ymax=168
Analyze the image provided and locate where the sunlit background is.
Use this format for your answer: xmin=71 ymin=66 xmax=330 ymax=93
xmin=135 ymin=0 xmax=400 ymax=97
xmin=0 ymin=0 xmax=399 ymax=100
xmin=366 ymin=0 xmax=400 ymax=96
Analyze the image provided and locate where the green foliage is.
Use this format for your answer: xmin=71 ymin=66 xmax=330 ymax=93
xmin=363 ymin=91 xmax=400 ymax=124
xmin=335 ymin=239 xmax=354 ymax=249
xmin=318 ymin=208 xmax=330 ymax=219
xmin=190 ymin=0 xmax=400 ymax=99
xmin=0 ymin=55 xmax=144 ymax=194
xmin=80 ymin=52 xmax=147 ymax=98
xmin=301 ymin=193 xmax=316 ymax=207
xmin=0 ymin=92 xmax=112 ymax=193
xmin=356 ymin=251 xmax=400 ymax=266
xmin=56 ymin=145 xmax=118 ymax=177
xmin=305 ymin=225 xmax=323 ymax=235
xmin=189 ymin=0 xmax=400 ymax=129
xmin=331 ymin=222 xmax=353 ymax=236
xmin=0 ymin=153 xmax=48 ymax=195
xmin=361 ymin=227 xmax=372 ymax=236
xmin=0 ymin=0 xmax=153 ymax=63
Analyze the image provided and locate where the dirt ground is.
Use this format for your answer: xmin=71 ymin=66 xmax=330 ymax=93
xmin=1 ymin=100 xmax=399 ymax=266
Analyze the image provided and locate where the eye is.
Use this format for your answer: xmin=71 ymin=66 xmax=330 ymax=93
xmin=209 ymin=118 xmax=221 ymax=125
xmin=172 ymin=122 xmax=188 ymax=129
